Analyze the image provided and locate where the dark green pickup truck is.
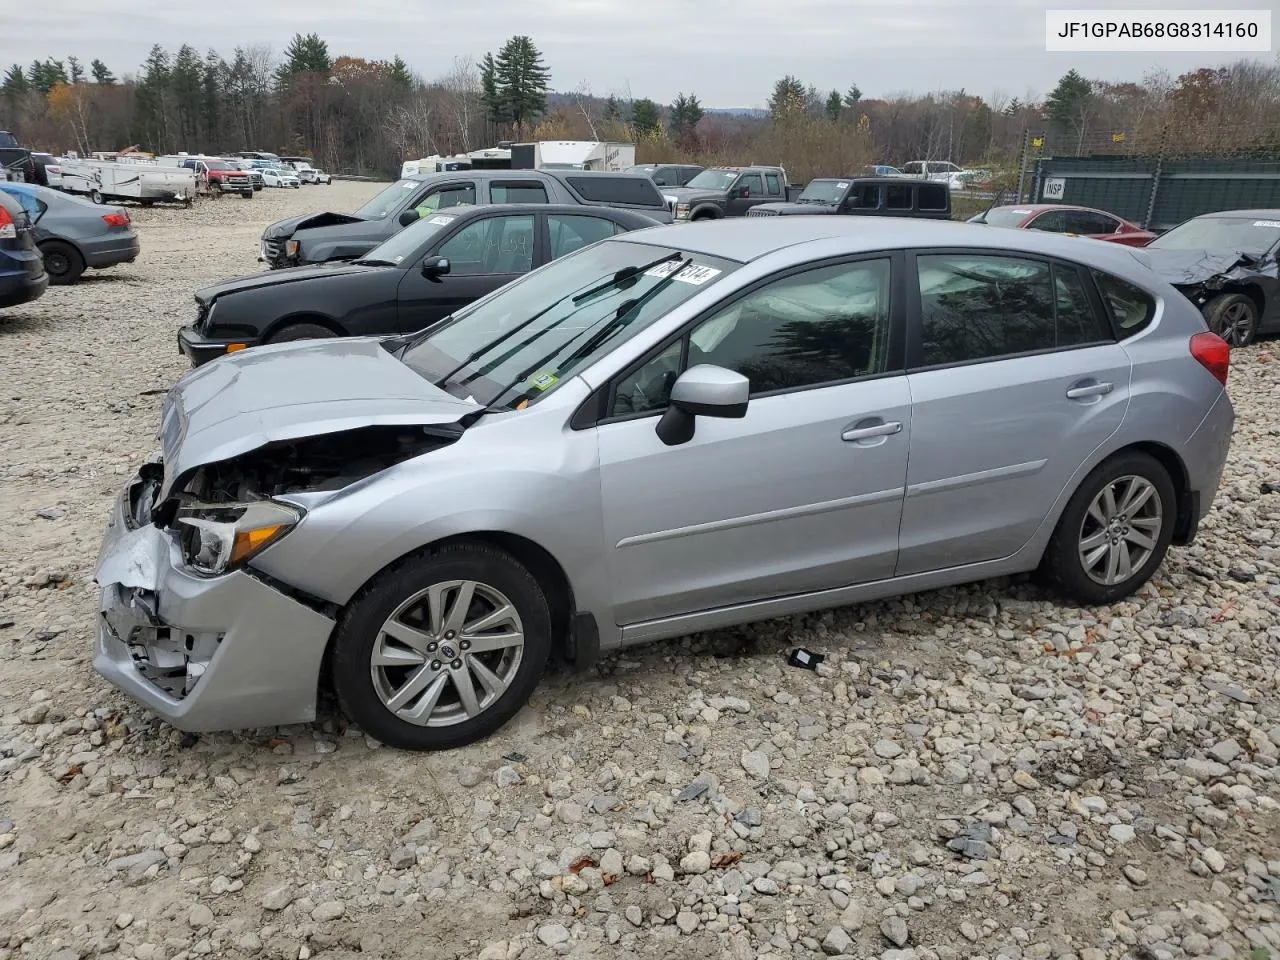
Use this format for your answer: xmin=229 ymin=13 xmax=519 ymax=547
xmin=746 ymin=176 xmax=952 ymax=219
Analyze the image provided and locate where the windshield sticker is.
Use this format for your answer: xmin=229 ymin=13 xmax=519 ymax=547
xmin=1253 ymin=220 xmax=1280 ymax=228
xmin=673 ymin=265 xmax=722 ymax=285
xmin=645 ymin=260 xmax=685 ymax=279
xmin=1011 ymin=209 xmax=1032 ymax=214
xmin=402 ymin=181 xmax=416 ymax=189
xmin=428 ymin=215 xmax=456 ymax=225
xmin=531 ymin=372 xmax=558 ymax=392
xmin=835 ymin=182 xmax=849 ymax=188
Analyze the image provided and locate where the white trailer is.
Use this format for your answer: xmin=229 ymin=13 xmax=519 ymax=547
xmin=48 ymin=158 xmax=197 ymax=206
xmin=524 ymin=141 xmax=636 ymax=172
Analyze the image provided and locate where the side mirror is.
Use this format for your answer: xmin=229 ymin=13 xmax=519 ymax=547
xmin=655 ymin=364 xmax=749 ymax=446
xmin=398 ymin=209 xmax=421 ymax=226
xmin=421 ymin=255 xmax=451 ymax=279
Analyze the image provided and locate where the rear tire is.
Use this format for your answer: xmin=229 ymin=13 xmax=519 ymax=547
xmin=210 ymin=181 xmax=223 ymax=197
xmin=1042 ymin=451 xmax=1176 ymax=605
xmin=267 ymin=321 xmax=336 ymax=344
xmin=90 ymin=190 xmax=104 ymax=205
xmin=40 ymin=241 xmax=86 ymax=285
xmin=331 ymin=543 xmax=552 ymax=750
xmin=1203 ymin=293 xmax=1258 ymax=348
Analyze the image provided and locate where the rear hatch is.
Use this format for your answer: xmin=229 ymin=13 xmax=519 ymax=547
xmin=0 ymin=193 xmax=43 ymax=281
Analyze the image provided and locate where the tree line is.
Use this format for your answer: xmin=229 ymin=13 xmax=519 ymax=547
xmin=3 ymin=35 xmax=1278 ymax=183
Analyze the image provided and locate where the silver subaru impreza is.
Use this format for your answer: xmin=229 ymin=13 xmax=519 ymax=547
xmin=94 ymin=217 xmax=1236 ymax=751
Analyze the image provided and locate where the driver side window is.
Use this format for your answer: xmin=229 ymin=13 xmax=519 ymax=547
xmin=414 ymin=183 xmax=477 ymax=217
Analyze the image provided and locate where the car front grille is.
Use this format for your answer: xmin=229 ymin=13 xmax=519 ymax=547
xmin=261 ymin=238 xmax=284 ymax=266
xmin=746 ymin=208 xmax=778 ymax=217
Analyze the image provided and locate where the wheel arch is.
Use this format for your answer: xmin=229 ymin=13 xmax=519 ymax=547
xmin=262 ymin=312 xmax=348 ymax=341
xmin=316 ymin=530 xmax=581 ymax=704
xmin=38 ymin=236 xmax=86 ymax=264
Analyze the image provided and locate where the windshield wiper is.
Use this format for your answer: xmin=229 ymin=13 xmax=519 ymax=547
xmin=351 ymin=257 xmax=397 ymax=267
xmin=571 ymin=251 xmax=683 ymax=305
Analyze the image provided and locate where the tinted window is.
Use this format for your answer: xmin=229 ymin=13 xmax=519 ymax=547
xmin=611 ymin=259 xmax=893 ymax=415
xmin=918 ymin=184 xmax=948 ymax=211
xmin=1054 ymin=264 xmax=1112 ymax=346
xmin=886 ymin=185 xmax=911 ymax=210
xmin=916 ymin=255 xmax=1056 ymax=365
xmin=2 ymin=188 xmax=41 ymax=220
xmin=414 ymin=183 xmax=476 ymax=216
xmin=738 ymin=174 xmax=764 ymax=197
xmin=849 ymin=183 xmax=880 ymax=209
xmin=1093 ymin=269 xmax=1156 ymax=336
xmin=436 ymin=215 xmax=535 ymax=275
xmin=490 ymin=182 xmax=548 ymax=204
xmin=1027 ymin=210 xmax=1069 ymax=233
xmin=548 ymin=215 xmax=619 ymax=259
xmin=1065 ymin=210 xmax=1118 ymax=235
xmin=765 ymin=173 xmax=782 ymax=196
xmin=681 ymin=167 xmax=703 ymax=184
xmin=565 ymin=175 xmax=664 ymax=207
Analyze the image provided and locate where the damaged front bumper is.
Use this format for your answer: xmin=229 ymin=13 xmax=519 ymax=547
xmin=93 ymin=467 xmax=335 ymax=732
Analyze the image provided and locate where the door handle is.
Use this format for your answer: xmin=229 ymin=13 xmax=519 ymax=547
xmin=842 ymin=420 xmax=902 ymax=442
xmin=1066 ymin=381 xmax=1113 ymax=400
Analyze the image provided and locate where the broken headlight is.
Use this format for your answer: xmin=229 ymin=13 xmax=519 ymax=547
xmin=175 ymin=500 xmax=301 ymax=576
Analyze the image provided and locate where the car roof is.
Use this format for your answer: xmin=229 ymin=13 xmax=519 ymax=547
xmin=1186 ymin=209 xmax=1280 ymax=219
xmin=442 ymin=203 xmax=658 ymax=223
xmin=611 ymin=215 xmax=1158 ymax=266
xmin=989 ymin=203 xmax=1128 ymax=217
xmin=403 ymin=169 xmax=653 ymax=183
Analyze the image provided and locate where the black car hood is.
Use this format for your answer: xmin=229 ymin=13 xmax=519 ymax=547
xmin=1142 ymin=247 xmax=1279 ymax=287
xmin=664 ymin=187 xmax=725 ymax=204
xmin=262 ymin=210 xmax=367 ymax=240
xmin=755 ymin=201 xmax=837 ymax=215
xmin=196 ymin=262 xmax=388 ymax=303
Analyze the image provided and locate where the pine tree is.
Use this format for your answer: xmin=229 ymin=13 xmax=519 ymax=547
xmin=68 ymin=56 xmax=85 ymax=84
xmin=90 ymin=59 xmax=116 ymax=84
xmin=1045 ymin=70 xmax=1092 ymax=125
xmin=389 ymin=56 xmax=413 ymax=88
xmin=604 ymin=94 xmax=621 ymax=121
xmin=26 ymin=59 xmax=68 ymax=94
xmin=768 ymin=75 xmax=806 ymax=121
xmin=2 ymin=64 xmax=29 ymax=97
xmin=135 ymin=45 xmax=172 ymax=151
xmin=479 ymin=53 xmax=503 ymax=124
xmin=489 ymin=36 xmax=549 ymax=138
xmin=669 ymin=92 xmax=703 ymax=138
xmin=276 ymin=32 xmax=332 ymax=87
xmin=630 ymin=98 xmax=660 ymax=135
xmin=842 ymin=83 xmax=862 ymax=109
xmin=826 ymin=90 xmax=842 ymax=121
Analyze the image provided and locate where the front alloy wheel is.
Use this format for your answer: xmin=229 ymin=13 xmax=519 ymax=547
xmin=332 ymin=543 xmax=552 ymax=750
xmin=370 ymin=580 xmax=525 ymax=727
xmin=1203 ymin=293 xmax=1258 ymax=348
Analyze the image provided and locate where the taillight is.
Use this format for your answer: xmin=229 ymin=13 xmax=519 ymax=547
xmin=1189 ymin=331 xmax=1230 ymax=386
xmin=0 ymin=204 xmax=14 ymax=240
xmin=103 ymin=212 xmax=130 ymax=228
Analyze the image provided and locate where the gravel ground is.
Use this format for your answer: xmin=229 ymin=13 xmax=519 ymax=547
xmin=1 ymin=181 xmax=1278 ymax=960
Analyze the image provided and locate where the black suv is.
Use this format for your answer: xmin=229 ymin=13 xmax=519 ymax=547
xmin=260 ymin=169 xmax=672 ymax=268
xmin=747 ymin=177 xmax=952 ymax=219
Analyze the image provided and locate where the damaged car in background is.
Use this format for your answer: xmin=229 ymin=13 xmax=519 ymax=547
xmin=1140 ymin=208 xmax=1280 ymax=347
xmin=95 ymin=218 xmax=1234 ymax=752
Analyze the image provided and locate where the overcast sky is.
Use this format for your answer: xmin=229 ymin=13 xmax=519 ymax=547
xmin=2 ymin=0 xmax=1275 ymax=106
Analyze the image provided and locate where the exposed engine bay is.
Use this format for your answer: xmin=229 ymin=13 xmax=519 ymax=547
xmin=162 ymin=424 xmax=460 ymax=515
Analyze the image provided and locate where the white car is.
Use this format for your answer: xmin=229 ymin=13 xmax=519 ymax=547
xmin=262 ymin=168 xmax=300 ymax=189
xmin=299 ymin=168 xmax=333 ymax=185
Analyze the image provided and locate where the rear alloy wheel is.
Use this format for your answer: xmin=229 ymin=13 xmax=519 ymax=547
xmin=332 ymin=543 xmax=552 ymax=750
xmin=40 ymin=241 xmax=85 ymax=285
xmin=1042 ymin=451 xmax=1176 ymax=605
xmin=267 ymin=322 xmax=335 ymax=344
xmin=1203 ymin=293 xmax=1258 ymax=348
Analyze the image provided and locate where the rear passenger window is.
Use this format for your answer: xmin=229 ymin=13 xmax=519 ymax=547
xmin=566 ymin=175 xmax=664 ymax=208
xmin=916 ymin=255 xmax=1055 ymax=365
xmin=490 ymin=182 xmax=548 ymax=204
xmin=765 ymin=173 xmax=781 ymax=196
xmin=1093 ymin=270 xmax=1156 ymax=336
xmin=849 ymin=183 xmax=880 ymax=208
xmin=918 ymin=184 xmax=948 ymax=211
xmin=886 ymin=185 xmax=911 ymax=210
xmin=548 ymin=215 xmax=618 ymax=259
xmin=1053 ymin=264 xmax=1112 ymax=346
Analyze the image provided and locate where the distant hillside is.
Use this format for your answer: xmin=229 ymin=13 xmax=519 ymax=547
xmin=704 ymin=108 xmax=768 ymax=117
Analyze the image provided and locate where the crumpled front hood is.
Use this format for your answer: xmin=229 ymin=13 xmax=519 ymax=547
xmin=155 ymin=337 xmax=480 ymax=503
xmin=262 ymin=210 xmax=366 ymax=240
xmin=1140 ymin=247 xmax=1278 ymax=286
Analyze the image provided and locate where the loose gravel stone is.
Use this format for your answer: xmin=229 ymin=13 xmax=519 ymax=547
xmin=0 ymin=186 xmax=1276 ymax=960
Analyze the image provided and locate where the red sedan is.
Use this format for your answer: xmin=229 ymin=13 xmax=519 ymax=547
xmin=971 ymin=204 xmax=1157 ymax=246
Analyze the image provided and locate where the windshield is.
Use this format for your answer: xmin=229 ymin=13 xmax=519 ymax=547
xmin=205 ymin=160 xmax=233 ymax=171
xmin=1147 ymin=216 xmax=1280 ymax=256
xmin=354 ymin=180 xmax=419 ymax=219
xmin=362 ymin=212 xmax=462 ymax=265
xmin=977 ymin=207 xmax=1034 ymax=228
xmin=685 ymin=169 xmax=738 ymax=190
xmin=797 ymin=180 xmax=847 ymax=204
xmin=398 ymin=240 xmax=738 ymax=410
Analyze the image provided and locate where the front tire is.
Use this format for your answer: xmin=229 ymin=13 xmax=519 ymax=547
xmin=40 ymin=241 xmax=86 ymax=285
xmin=267 ymin=321 xmax=335 ymax=344
xmin=331 ymin=543 xmax=552 ymax=750
xmin=1203 ymin=293 xmax=1258 ymax=347
xmin=90 ymin=190 xmax=104 ymax=205
xmin=1042 ymin=451 xmax=1176 ymax=605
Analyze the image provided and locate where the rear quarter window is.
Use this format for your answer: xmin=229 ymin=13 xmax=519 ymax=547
xmin=1092 ymin=269 xmax=1156 ymax=337
xmin=918 ymin=184 xmax=948 ymax=211
xmin=565 ymin=175 xmax=665 ymax=208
